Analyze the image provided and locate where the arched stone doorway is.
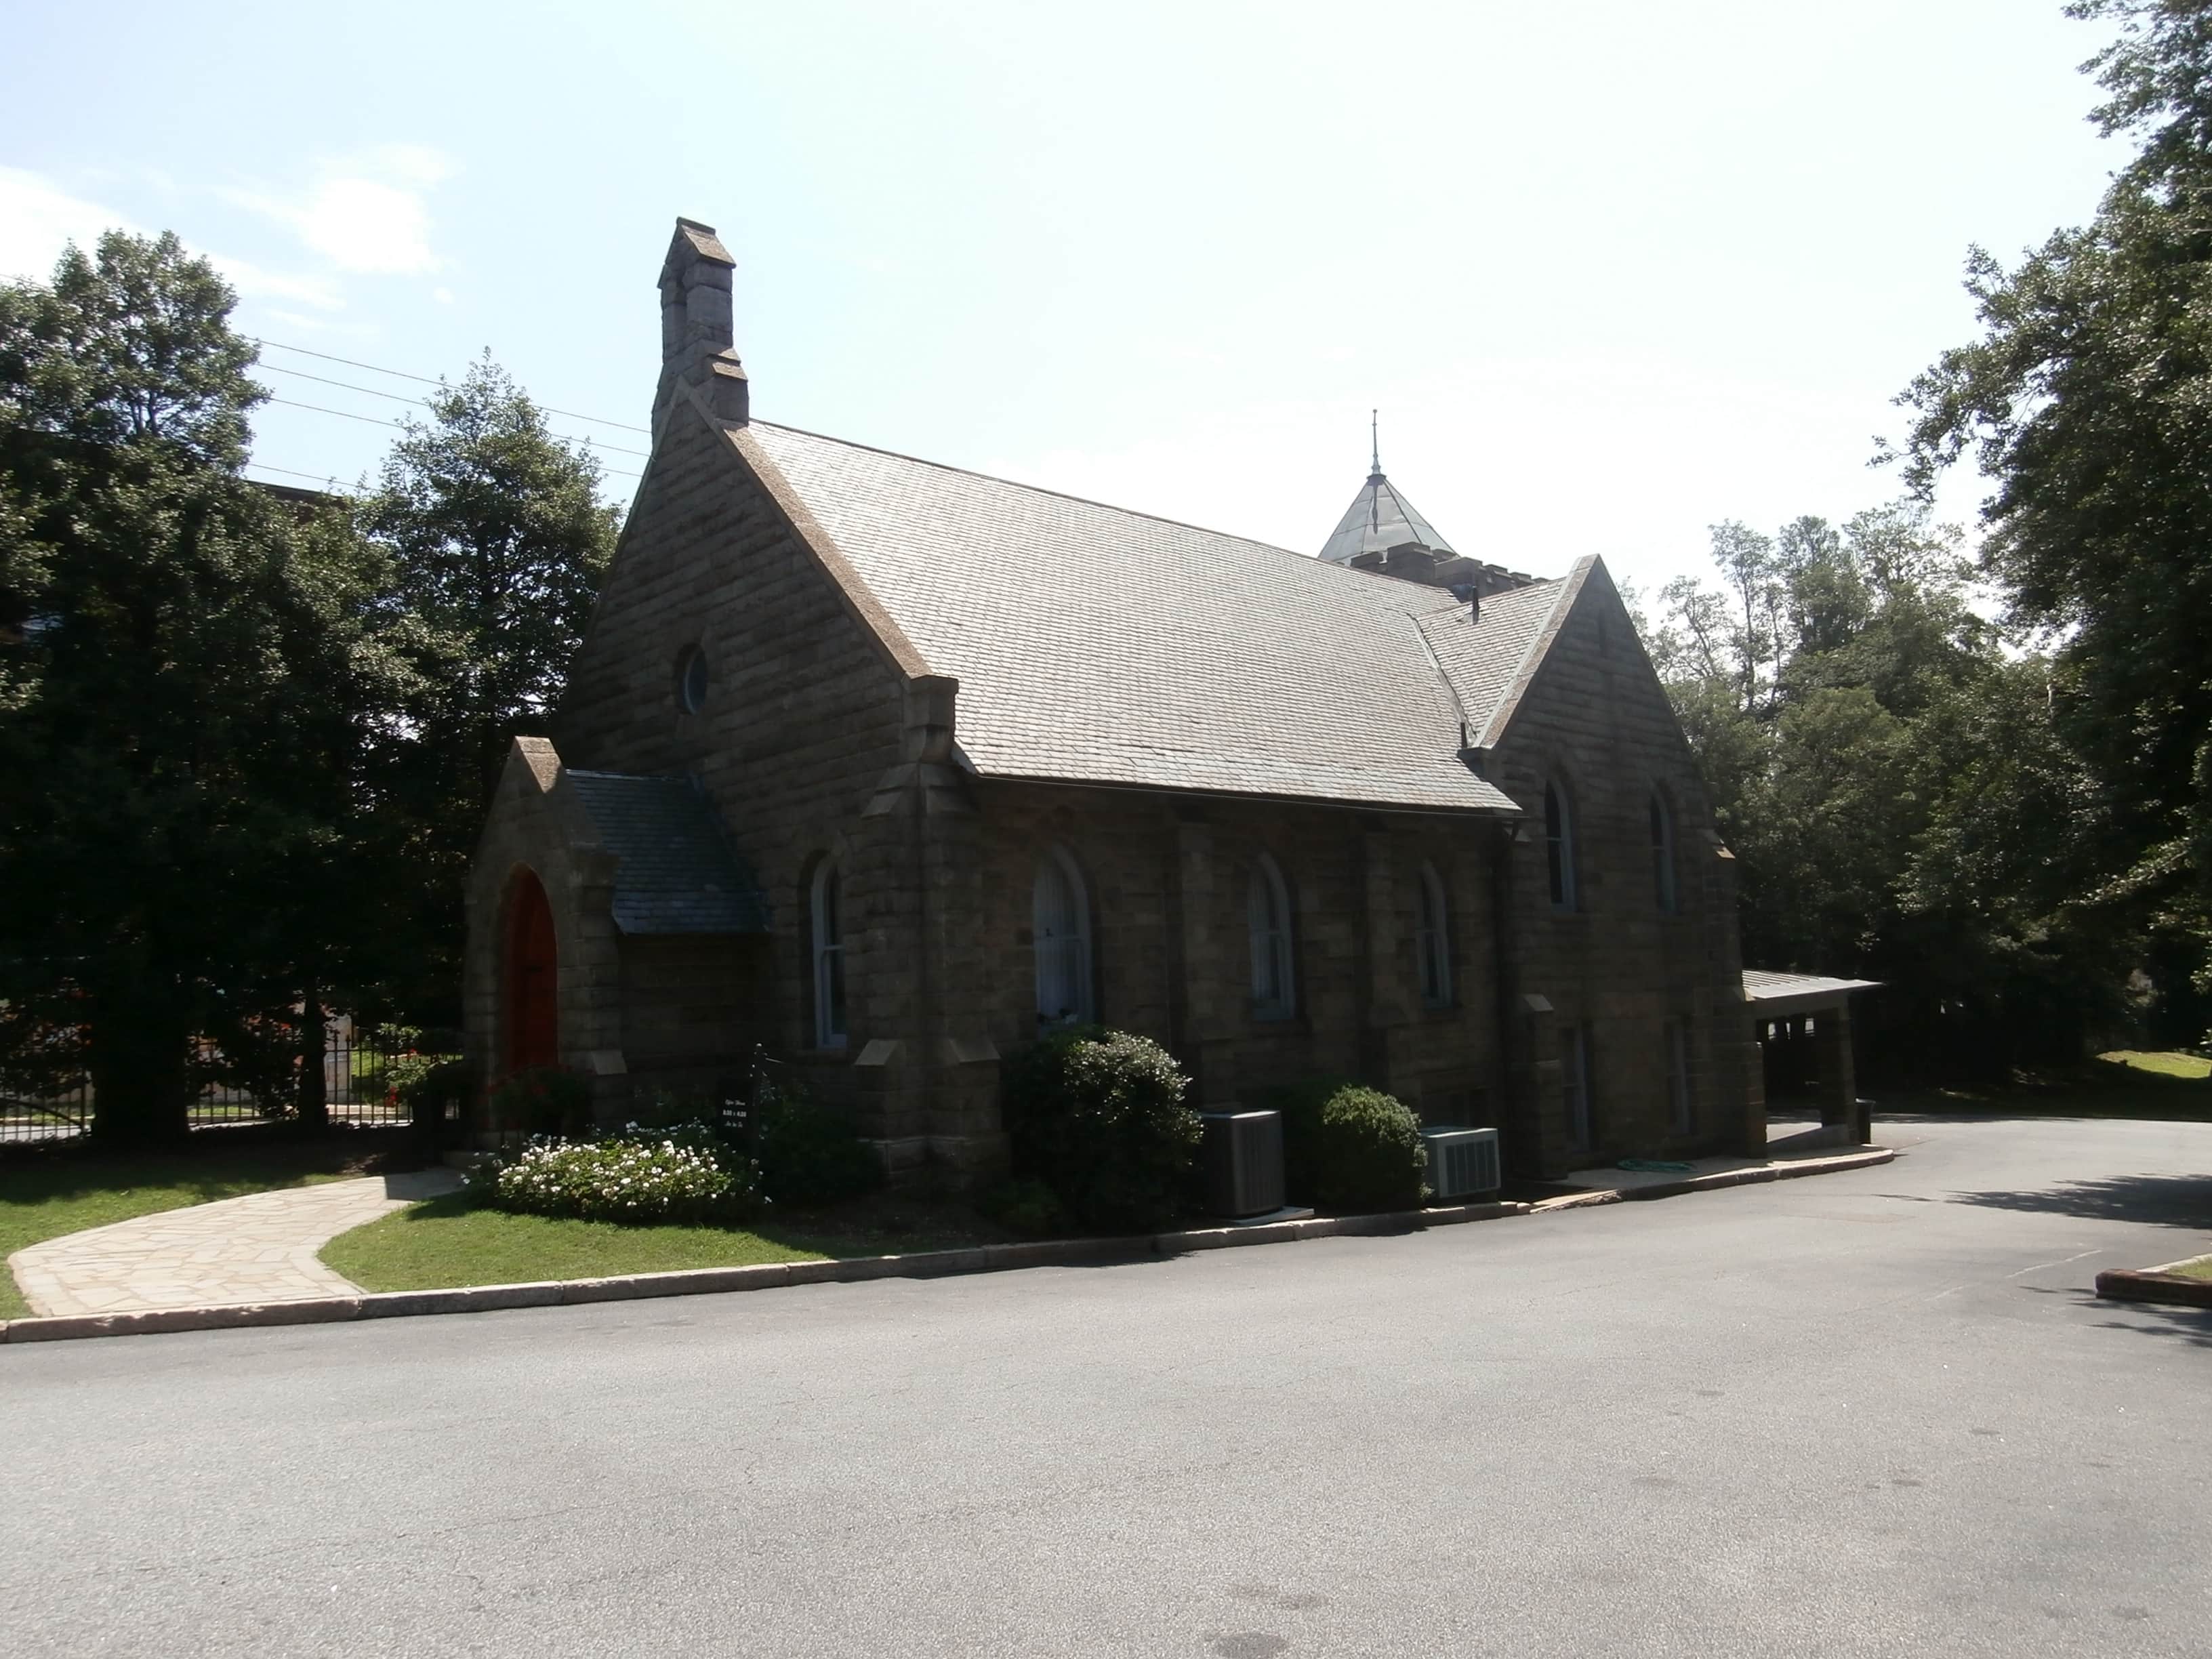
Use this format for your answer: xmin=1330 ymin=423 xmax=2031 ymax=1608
xmin=504 ymin=867 xmax=559 ymax=1074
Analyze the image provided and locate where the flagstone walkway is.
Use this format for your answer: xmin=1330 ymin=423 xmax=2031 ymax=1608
xmin=7 ymin=1170 xmax=462 ymax=1319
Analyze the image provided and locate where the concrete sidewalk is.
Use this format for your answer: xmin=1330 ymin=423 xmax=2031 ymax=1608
xmin=7 ymin=1170 xmax=462 ymax=1317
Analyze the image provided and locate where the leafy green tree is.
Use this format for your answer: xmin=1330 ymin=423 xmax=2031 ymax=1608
xmin=0 ymin=232 xmax=396 ymax=1145
xmin=359 ymin=359 xmax=620 ymax=1018
xmin=1894 ymin=0 xmax=2212 ymax=1041
xmin=1647 ymin=501 xmax=2129 ymax=1069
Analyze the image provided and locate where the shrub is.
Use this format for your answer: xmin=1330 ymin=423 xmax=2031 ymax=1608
xmin=1263 ymin=1079 xmax=1428 ymax=1213
xmin=392 ymin=1056 xmax=473 ymax=1124
xmin=485 ymin=1065 xmax=594 ymax=1138
xmin=470 ymin=1124 xmax=762 ymax=1225
xmin=974 ymin=1175 xmax=1070 ymax=1238
xmin=1003 ymin=1027 xmax=1200 ymax=1233
xmin=756 ymin=1085 xmax=884 ymax=1207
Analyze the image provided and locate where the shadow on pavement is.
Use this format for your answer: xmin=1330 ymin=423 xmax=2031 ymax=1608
xmin=1933 ymin=1171 xmax=2212 ymax=1231
xmin=2080 ymin=1297 xmax=2212 ymax=1351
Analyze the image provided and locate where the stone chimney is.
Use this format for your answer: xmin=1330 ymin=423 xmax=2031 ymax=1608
xmin=654 ymin=218 xmax=748 ymax=434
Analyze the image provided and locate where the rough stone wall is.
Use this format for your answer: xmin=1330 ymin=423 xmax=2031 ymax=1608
xmin=616 ymin=935 xmax=775 ymax=1094
xmin=462 ymin=741 xmax=629 ymax=1115
xmin=965 ymin=781 xmax=1508 ymax=1126
xmin=547 ymin=405 xmax=989 ymax=1170
xmin=1481 ymin=564 xmax=1755 ymax=1176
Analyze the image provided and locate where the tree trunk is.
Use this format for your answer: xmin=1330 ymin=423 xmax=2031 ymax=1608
xmin=296 ymin=989 xmax=329 ymax=1133
xmin=87 ymin=999 xmax=194 ymax=1149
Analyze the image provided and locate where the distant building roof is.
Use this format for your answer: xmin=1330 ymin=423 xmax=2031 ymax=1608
xmin=1317 ymin=445 xmax=1460 ymax=567
xmin=563 ymin=770 xmax=769 ymax=934
xmin=744 ymin=422 xmax=1586 ymax=815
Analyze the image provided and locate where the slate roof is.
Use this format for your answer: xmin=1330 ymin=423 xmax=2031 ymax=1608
xmin=744 ymin=422 xmax=1584 ymax=815
xmin=1416 ymin=576 xmax=1580 ymax=751
xmin=563 ymin=770 xmax=769 ymax=934
xmin=1317 ymin=469 xmax=1456 ymax=564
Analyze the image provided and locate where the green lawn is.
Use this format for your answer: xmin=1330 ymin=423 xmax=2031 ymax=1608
xmin=2161 ymin=1254 xmax=2212 ymax=1282
xmin=0 ymin=1131 xmax=420 ymax=1320
xmin=321 ymin=1189 xmax=1011 ymax=1292
xmin=1871 ymin=1051 xmax=2212 ymax=1123
xmin=2100 ymin=1049 xmax=2212 ymax=1081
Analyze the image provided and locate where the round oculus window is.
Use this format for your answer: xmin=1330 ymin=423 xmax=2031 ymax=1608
xmin=678 ymin=645 xmax=710 ymax=714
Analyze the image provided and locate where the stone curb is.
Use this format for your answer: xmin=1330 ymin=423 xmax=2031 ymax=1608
xmin=1528 ymin=1147 xmax=1894 ymax=1212
xmin=1530 ymin=1150 xmax=1893 ymax=1212
xmin=2094 ymin=1262 xmax=2212 ymax=1309
xmin=0 ymin=1158 xmax=1887 ymax=1345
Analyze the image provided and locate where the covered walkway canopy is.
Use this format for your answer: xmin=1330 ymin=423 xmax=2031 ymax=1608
xmin=1743 ymin=970 xmax=1881 ymax=1143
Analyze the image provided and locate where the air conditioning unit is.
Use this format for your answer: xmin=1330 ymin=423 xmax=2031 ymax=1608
xmin=1200 ymin=1109 xmax=1285 ymax=1218
xmin=1422 ymin=1126 xmax=1500 ymax=1200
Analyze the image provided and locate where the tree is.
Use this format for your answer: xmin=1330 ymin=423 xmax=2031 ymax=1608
xmin=1645 ymin=501 xmax=2130 ymax=1071
xmin=0 ymin=232 xmax=396 ymax=1145
xmin=359 ymin=359 xmax=620 ymax=1017
xmin=1894 ymin=0 xmax=2212 ymax=1041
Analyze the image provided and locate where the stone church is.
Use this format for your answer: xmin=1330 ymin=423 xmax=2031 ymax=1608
xmin=466 ymin=218 xmax=1840 ymax=1183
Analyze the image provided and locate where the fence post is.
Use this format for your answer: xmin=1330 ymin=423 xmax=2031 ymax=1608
xmin=298 ymin=991 xmax=329 ymax=1132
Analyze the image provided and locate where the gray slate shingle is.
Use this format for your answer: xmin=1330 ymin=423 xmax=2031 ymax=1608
xmin=564 ymin=770 xmax=769 ymax=935
xmin=747 ymin=424 xmax=1570 ymax=815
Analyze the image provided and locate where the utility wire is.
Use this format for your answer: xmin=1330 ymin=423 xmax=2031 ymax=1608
xmin=260 ymin=396 xmax=641 ymax=480
xmin=243 ymin=462 xmax=354 ymax=490
xmin=248 ymin=337 xmax=653 ymax=435
xmin=255 ymin=365 xmax=651 ymax=457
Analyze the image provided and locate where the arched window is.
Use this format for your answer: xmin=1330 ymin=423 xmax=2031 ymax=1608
xmin=1650 ymin=790 xmax=1678 ymax=914
xmin=1544 ymin=780 xmax=1578 ymax=912
xmin=1033 ymin=847 xmax=1094 ymax=1026
xmin=811 ymin=859 xmax=846 ymax=1049
xmin=1416 ymin=861 xmax=1452 ymax=1007
xmin=676 ymin=643 xmax=710 ymax=714
xmin=1247 ymin=855 xmax=1295 ymax=1020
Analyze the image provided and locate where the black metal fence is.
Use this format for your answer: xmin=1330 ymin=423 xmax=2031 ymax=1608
xmin=0 ymin=1019 xmax=464 ymax=1147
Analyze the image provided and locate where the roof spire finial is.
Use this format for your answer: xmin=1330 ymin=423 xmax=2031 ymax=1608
xmin=1370 ymin=409 xmax=1381 ymax=480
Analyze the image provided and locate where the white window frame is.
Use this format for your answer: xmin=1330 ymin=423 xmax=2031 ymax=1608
xmin=1416 ymin=861 xmax=1452 ymax=1008
xmin=1033 ymin=846 xmax=1094 ymax=1027
xmin=1247 ymin=855 xmax=1295 ymax=1021
xmin=1546 ymin=780 xmax=1578 ymax=912
xmin=811 ymin=858 xmax=846 ymax=1050
xmin=1651 ymin=789 xmax=1678 ymax=915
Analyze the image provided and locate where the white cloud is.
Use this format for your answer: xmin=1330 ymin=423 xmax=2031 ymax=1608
xmin=0 ymin=165 xmax=137 ymax=281
xmin=207 ymin=253 xmax=344 ymax=312
xmin=0 ymin=164 xmax=346 ymax=316
xmin=223 ymin=146 xmax=456 ymax=276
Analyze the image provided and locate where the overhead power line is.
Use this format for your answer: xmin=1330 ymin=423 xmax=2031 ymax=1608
xmin=253 ymin=365 xmax=651 ymax=459
xmin=243 ymin=462 xmax=354 ymax=491
xmin=248 ymin=337 xmax=654 ymax=435
xmin=258 ymin=397 xmax=642 ymax=481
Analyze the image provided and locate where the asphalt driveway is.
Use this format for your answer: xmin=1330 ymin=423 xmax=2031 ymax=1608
xmin=3 ymin=1114 xmax=2207 ymax=1658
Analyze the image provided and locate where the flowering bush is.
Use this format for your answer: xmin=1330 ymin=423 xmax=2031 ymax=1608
xmin=470 ymin=1122 xmax=764 ymax=1225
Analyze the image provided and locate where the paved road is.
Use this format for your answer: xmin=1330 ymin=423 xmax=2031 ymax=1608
xmin=4 ymin=1116 xmax=2208 ymax=1659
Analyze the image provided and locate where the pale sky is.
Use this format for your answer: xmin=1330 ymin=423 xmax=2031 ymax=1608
xmin=2 ymin=0 xmax=2127 ymax=598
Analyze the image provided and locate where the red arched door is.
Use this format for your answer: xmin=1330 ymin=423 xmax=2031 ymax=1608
xmin=504 ymin=868 xmax=558 ymax=1074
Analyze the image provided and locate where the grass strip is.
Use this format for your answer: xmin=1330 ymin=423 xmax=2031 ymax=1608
xmin=320 ymin=1190 xmax=1006 ymax=1293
